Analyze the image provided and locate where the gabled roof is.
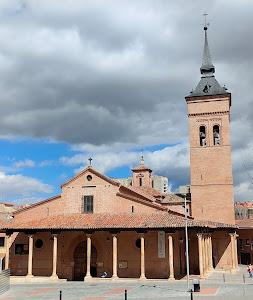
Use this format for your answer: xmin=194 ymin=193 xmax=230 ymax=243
xmin=61 ymin=166 xmax=120 ymax=188
xmin=0 ymin=212 xmax=236 ymax=231
xmin=13 ymin=195 xmax=61 ymax=215
xmin=131 ymin=156 xmax=152 ymax=172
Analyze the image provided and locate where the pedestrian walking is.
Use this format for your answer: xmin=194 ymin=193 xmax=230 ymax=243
xmin=247 ymin=264 xmax=253 ymax=278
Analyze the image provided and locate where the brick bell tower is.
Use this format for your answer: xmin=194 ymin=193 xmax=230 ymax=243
xmin=185 ymin=25 xmax=235 ymax=224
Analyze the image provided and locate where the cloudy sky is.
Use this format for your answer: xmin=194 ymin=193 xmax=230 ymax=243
xmin=0 ymin=0 xmax=252 ymax=205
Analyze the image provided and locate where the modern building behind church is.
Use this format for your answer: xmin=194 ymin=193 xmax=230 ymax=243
xmin=0 ymin=25 xmax=237 ymax=282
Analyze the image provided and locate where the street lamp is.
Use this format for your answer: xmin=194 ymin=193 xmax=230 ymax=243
xmin=184 ymin=194 xmax=190 ymax=291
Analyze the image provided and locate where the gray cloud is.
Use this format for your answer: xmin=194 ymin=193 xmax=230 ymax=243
xmin=0 ymin=0 xmax=251 ymax=201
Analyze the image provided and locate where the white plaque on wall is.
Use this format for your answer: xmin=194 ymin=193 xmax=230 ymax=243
xmin=158 ymin=231 xmax=165 ymax=258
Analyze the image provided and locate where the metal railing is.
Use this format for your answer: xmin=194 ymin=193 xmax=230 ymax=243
xmin=0 ymin=269 xmax=10 ymax=295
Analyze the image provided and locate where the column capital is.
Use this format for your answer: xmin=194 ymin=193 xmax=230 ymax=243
xmin=111 ymin=233 xmax=118 ymax=237
xmin=139 ymin=233 xmax=145 ymax=238
xmin=197 ymin=233 xmax=203 ymax=238
xmin=86 ymin=233 xmax=92 ymax=238
xmin=27 ymin=234 xmax=34 ymax=238
xmin=166 ymin=232 xmax=174 ymax=237
xmin=52 ymin=233 xmax=58 ymax=238
xmin=229 ymin=233 xmax=236 ymax=237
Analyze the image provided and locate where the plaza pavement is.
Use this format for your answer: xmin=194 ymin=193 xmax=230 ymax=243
xmin=1 ymin=265 xmax=253 ymax=300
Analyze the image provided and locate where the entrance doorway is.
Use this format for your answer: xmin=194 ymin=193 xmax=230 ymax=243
xmin=74 ymin=241 xmax=97 ymax=280
xmin=241 ymin=252 xmax=251 ymax=265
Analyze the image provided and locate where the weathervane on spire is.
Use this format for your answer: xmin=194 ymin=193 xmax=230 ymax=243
xmin=203 ymin=10 xmax=210 ymax=30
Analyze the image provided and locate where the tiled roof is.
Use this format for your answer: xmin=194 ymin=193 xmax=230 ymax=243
xmin=131 ymin=165 xmax=151 ymax=171
xmin=236 ymin=219 xmax=253 ymax=228
xmin=124 ymin=186 xmax=157 ymax=202
xmin=0 ymin=212 xmax=236 ymax=231
xmin=116 ymin=192 xmax=167 ymax=211
xmin=135 ymin=187 xmax=164 ymax=197
xmin=163 ymin=194 xmax=189 ymax=203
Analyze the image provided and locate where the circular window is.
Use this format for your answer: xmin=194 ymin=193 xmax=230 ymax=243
xmin=35 ymin=239 xmax=43 ymax=249
xmin=135 ymin=238 xmax=145 ymax=249
xmin=87 ymin=175 xmax=92 ymax=181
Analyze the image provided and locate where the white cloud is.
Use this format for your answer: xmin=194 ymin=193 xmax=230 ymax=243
xmin=11 ymin=197 xmax=44 ymax=207
xmin=60 ymin=143 xmax=190 ymax=191
xmin=14 ymin=159 xmax=35 ymax=168
xmin=0 ymin=172 xmax=54 ymax=199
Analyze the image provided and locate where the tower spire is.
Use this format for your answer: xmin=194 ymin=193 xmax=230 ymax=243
xmin=200 ymin=12 xmax=215 ymax=77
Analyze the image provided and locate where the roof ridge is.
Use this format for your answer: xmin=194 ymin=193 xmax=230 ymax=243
xmin=60 ymin=166 xmax=120 ymax=188
xmin=13 ymin=194 xmax=61 ymax=215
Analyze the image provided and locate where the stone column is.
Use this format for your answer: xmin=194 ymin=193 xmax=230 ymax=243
xmin=51 ymin=234 xmax=58 ymax=281
xmin=26 ymin=234 xmax=34 ymax=281
xmin=204 ymin=234 xmax=208 ymax=273
xmin=230 ymin=233 xmax=236 ymax=273
xmin=168 ymin=234 xmax=175 ymax=281
xmin=235 ymin=234 xmax=239 ymax=269
xmin=5 ymin=235 xmax=11 ymax=270
xmin=84 ymin=234 xmax=92 ymax=281
xmin=197 ymin=233 xmax=204 ymax=279
xmin=202 ymin=234 xmax=206 ymax=276
xmin=111 ymin=234 xmax=119 ymax=280
xmin=208 ymin=234 xmax=213 ymax=271
xmin=139 ymin=233 xmax=146 ymax=281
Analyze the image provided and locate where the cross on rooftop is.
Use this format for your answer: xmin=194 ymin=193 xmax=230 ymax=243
xmin=88 ymin=157 xmax=92 ymax=166
xmin=203 ymin=10 xmax=209 ymax=29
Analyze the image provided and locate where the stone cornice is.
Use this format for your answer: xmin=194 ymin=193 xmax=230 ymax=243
xmin=188 ymin=110 xmax=229 ymax=117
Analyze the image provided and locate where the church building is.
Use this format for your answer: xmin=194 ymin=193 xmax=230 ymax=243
xmin=0 ymin=25 xmax=237 ymax=282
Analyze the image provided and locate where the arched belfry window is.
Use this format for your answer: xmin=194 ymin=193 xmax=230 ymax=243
xmin=213 ymin=125 xmax=220 ymax=146
xmin=199 ymin=126 xmax=206 ymax=147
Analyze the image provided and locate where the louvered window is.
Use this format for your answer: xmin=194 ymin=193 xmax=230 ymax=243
xmin=82 ymin=195 xmax=93 ymax=213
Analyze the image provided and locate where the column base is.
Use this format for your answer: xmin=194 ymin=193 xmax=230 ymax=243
xmin=168 ymin=277 xmax=175 ymax=281
xmin=111 ymin=275 xmax=119 ymax=281
xmin=139 ymin=276 xmax=146 ymax=281
xmin=25 ymin=275 xmax=34 ymax=282
xmin=84 ymin=275 xmax=92 ymax=282
xmin=50 ymin=275 xmax=59 ymax=282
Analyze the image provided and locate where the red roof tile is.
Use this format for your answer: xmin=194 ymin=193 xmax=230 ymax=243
xmin=237 ymin=218 xmax=253 ymax=228
xmin=131 ymin=164 xmax=151 ymax=171
xmin=0 ymin=212 xmax=236 ymax=231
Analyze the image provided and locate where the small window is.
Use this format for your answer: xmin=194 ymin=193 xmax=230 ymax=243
xmin=87 ymin=175 xmax=92 ymax=181
xmin=139 ymin=178 xmax=142 ymax=186
xmin=82 ymin=195 xmax=93 ymax=213
xmin=239 ymin=239 xmax=243 ymax=250
xmin=213 ymin=125 xmax=220 ymax=146
xmin=246 ymin=239 xmax=250 ymax=246
xmin=15 ymin=244 xmax=29 ymax=255
xmin=35 ymin=239 xmax=43 ymax=249
xmin=0 ymin=237 xmax=4 ymax=247
xmin=135 ymin=238 xmax=145 ymax=249
xmin=132 ymin=206 xmax=134 ymax=213
xmin=199 ymin=126 xmax=206 ymax=147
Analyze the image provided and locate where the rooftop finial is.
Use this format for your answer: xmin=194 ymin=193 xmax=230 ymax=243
xmin=203 ymin=10 xmax=209 ymax=30
xmin=140 ymin=153 xmax=144 ymax=166
xmin=200 ymin=11 xmax=215 ymax=77
xmin=88 ymin=157 xmax=92 ymax=166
